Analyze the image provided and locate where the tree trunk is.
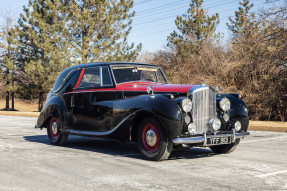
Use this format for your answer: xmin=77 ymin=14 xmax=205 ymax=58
xmin=11 ymin=78 xmax=15 ymax=111
xmin=38 ymin=92 xmax=44 ymax=112
xmin=5 ymin=90 xmax=9 ymax=110
xmin=11 ymin=92 xmax=15 ymax=111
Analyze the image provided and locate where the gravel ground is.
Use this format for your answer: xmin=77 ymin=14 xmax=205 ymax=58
xmin=0 ymin=115 xmax=287 ymax=191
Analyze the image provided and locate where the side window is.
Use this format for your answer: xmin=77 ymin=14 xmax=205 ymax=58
xmin=79 ymin=67 xmax=100 ymax=88
xmin=101 ymin=66 xmax=112 ymax=86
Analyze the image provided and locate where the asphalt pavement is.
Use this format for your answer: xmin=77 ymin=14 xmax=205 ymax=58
xmin=0 ymin=115 xmax=287 ymax=191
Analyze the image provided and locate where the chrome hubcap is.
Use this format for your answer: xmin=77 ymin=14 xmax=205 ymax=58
xmin=146 ymin=130 xmax=157 ymax=146
xmin=51 ymin=122 xmax=58 ymax=134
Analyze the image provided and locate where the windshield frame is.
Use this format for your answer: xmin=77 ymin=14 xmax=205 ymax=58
xmin=109 ymin=64 xmax=168 ymax=85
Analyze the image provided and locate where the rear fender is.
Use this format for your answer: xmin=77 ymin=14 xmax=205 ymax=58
xmin=36 ymin=95 xmax=66 ymax=129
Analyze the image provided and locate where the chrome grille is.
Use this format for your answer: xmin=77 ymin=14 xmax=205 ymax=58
xmin=192 ymin=87 xmax=216 ymax=133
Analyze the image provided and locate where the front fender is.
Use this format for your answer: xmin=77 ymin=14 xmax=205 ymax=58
xmin=36 ymin=95 xmax=67 ymax=129
xmin=217 ymin=94 xmax=249 ymax=131
xmin=112 ymin=94 xmax=183 ymax=140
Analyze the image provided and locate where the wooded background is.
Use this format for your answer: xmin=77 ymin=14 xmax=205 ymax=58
xmin=0 ymin=0 xmax=286 ymax=121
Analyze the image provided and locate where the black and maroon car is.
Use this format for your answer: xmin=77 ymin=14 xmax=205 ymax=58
xmin=35 ymin=62 xmax=250 ymax=161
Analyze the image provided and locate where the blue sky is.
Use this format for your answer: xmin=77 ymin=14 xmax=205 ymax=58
xmin=0 ymin=0 xmax=285 ymax=52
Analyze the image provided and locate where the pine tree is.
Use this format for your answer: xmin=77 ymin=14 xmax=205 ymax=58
xmin=0 ymin=10 xmax=17 ymax=110
xmin=167 ymin=0 xmax=219 ymax=56
xmin=67 ymin=0 xmax=141 ymax=63
xmin=11 ymin=0 xmax=141 ymax=111
xmin=13 ymin=0 xmax=73 ymax=111
xmin=226 ymin=0 xmax=258 ymax=41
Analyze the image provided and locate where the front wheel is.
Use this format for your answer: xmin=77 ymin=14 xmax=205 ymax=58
xmin=47 ymin=117 xmax=68 ymax=145
xmin=209 ymin=139 xmax=240 ymax=154
xmin=137 ymin=117 xmax=173 ymax=161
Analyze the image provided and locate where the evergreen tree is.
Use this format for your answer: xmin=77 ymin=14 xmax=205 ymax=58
xmin=167 ymin=0 xmax=219 ymax=56
xmin=226 ymin=0 xmax=258 ymax=41
xmin=13 ymin=0 xmax=73 ymax=111
xmin=0 ymin=10 xmax=17 ymax=110
xmin=11 ymin=0 xmax=141 ymax=111
xmin=67 ymin=0 xmax=141 ymax=63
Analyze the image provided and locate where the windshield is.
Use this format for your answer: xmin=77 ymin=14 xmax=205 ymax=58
xmin=111 ymin=65 xmax=167 ymax=84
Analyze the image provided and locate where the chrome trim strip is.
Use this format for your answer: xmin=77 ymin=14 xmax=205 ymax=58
xmin=64 ymin=110 xmax=141 ymax=136
xmin=173 ymin=131 xmax=250 ymax=145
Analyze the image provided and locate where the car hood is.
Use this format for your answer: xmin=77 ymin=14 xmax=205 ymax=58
xmin=116 ymin=82 xmax=195 ymax=93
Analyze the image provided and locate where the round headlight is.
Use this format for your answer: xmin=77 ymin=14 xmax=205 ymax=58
xmin=234 ymin=121 xmax=241 ymax=131
xmin=182 ymin=98 xmax=192 ymax=112
xmin=220 ymin=97 xmax=231 ymax=111
xmin=209 ymin=118 xmax=221 ymax=131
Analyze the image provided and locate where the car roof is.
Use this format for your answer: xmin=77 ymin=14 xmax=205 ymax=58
xmin=67 ymin=62 xmax=158 ymax=71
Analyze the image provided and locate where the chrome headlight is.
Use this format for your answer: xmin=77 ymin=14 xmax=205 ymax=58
xmin=234 ymin=121 xmax=241 ymax=131
xmin=220 ymin=97 xmax=230 ymax=111
xmin=209 ymin=118 xmax=221 ymax=131
xmin=182 ymin=98 xmax=192 ymax=112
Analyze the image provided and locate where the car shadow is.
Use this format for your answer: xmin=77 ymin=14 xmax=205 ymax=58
xmin=23 ymin=135 xmax=215 ymax=160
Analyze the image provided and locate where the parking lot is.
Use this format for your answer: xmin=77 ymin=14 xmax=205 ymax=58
xmin=0 ymin=115 xmax=287 ymax=191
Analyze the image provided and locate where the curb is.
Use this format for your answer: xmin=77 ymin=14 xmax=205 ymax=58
xmin=0 ymin=111 xmax=39 ymax=118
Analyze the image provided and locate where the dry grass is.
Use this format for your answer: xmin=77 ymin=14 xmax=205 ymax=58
xmin=249 ymin=121 xmax=287 ymax=132
xmin=0 ymin=99 xmax=41 ymax=117
xmin=0 ymin=99 xmax=43 ymax=112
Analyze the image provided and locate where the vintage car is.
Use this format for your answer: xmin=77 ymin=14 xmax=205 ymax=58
xmin=35 ymin=62 xmax=250 ymax=161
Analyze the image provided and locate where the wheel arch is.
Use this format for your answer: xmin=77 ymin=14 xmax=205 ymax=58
xmin=36 ymin=96 xmax=66 ymax=129
xmin=130 ymin=110 xmax=171 ymax=143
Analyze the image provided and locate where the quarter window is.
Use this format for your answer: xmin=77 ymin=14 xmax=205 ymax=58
xmin=102 ymin=66 xmax=113 ymax=86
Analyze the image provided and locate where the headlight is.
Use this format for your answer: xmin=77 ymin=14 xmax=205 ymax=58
xmin=234 ymin=121 xmax=241 ymax=131
xmin=182 ymin=98 xmax=192 ymax=112
xmin=220 ymin=97 xmax=230 ymax=111
xmin=209 ymin=118 xmax=221 ymax=131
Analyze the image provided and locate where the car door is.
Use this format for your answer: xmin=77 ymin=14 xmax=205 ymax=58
xmin=72 ymin=66 xmax=116 ymax=132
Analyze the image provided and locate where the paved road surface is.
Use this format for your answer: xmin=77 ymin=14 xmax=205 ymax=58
xmin=0 ymin=115 xmax=287 ymax=191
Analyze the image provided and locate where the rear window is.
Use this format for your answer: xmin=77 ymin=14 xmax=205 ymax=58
xmin=52 ymin=68 xmax=79 ymax=92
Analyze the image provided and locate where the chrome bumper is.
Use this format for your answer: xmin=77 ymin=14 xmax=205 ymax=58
xmin=173 ymin=129 xmax=250 ymax=146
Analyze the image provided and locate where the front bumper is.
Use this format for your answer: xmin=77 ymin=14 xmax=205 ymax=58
xmin=173 ymin=129 xmax=250 ymax=146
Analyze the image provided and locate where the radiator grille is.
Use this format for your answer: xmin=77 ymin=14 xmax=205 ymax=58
xmin=192 ymin=87 xmax=216 ymax=133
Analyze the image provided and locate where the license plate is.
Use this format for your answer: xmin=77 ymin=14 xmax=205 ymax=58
xmin=207 ymin=136 xmax=231 ymax=145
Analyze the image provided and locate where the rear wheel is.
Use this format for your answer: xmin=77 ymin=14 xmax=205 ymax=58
xmin=47 ymin=117 xmax=68 ymax=145
xmin=137 ymin=117 xmax=173 ymax=161
xmin=209 ymin=139 xmax=240 ymax=154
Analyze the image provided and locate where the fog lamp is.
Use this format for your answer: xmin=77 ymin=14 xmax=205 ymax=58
xmin=188 ymin=123 xmax=196 ymax=134
xmin=234 ymin=121 xmax=241 ymax=131
xmin=209 ymin=118 xmax=221 ymax=131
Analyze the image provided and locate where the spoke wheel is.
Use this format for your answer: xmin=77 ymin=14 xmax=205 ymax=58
xmin=47 ymin=116 xmax=68 ymax=146
xmin=137 ymin=117 xmax=173 ymax=161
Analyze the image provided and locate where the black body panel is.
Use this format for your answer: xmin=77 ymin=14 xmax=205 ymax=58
xmin=36 ymin=62 xmax=249 ymax=144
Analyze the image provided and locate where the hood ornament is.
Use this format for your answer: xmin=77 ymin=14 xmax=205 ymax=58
xmin=201 ymin=80 xmax=205 ymax=86
xmin=147 ymin=86 xmax=155 ymax=98
xmin=216 ymin=86 xmax=221 ymax=93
